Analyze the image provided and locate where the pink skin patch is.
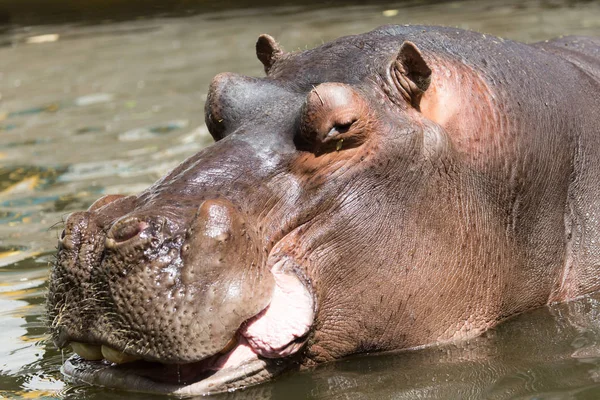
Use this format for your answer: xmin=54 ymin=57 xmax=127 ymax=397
xmin=212 ymin=337 xmax=258 ymax=370
xmin=241 ymin=260 xmax=314 ymax=358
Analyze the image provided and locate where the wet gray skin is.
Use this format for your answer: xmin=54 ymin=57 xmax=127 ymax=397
xmin=47 ymin=25 xmax=600 ymax=395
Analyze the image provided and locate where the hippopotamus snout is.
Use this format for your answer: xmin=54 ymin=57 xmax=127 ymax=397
xmin=54 ymin=180 xmax=280 ymax=363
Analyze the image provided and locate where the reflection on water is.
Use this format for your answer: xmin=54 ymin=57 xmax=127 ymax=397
xmin=0 ymin=254 xmax=65 ymax=398
xmin=0 ymin=0 xmax=599 ymax=398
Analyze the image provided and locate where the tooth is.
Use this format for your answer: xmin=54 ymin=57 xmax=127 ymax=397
xmin=219 ymin=336 xmax=238 ymax=354
xmin=101 ymin=345 xmax=140 ymax=364
xmin=71 ymin=342 xmax=103 ymax=361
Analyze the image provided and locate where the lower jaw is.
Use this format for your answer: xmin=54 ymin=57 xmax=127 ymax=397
xmin=61 ymin=337 xmax=298 ymax=396
xmin=62 ymin=355 xmax=273 ymax=396
xmin=61 ymin=356 xmax=276 ymax=397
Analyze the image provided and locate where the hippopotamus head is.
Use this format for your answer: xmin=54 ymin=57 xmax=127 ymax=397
xmin=47 ymin=26 xmax=551 ymax=395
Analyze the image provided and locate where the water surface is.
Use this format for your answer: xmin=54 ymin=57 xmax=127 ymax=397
xmin=1 ymin=0 xmax=600 ymax=398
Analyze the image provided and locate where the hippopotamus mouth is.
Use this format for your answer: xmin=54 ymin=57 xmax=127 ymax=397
xmin=60 ymin=256 xmax=315 ymax=396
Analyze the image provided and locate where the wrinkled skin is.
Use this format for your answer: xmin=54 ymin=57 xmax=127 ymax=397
xmin=47 ymin=25 xmax=600 ymax=395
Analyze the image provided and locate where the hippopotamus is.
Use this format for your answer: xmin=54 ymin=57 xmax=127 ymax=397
xmin=47 ymin=25 xmax=600 ymax=396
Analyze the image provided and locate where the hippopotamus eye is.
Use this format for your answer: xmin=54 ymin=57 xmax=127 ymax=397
xmin=327 ymin=121 xmax=355 ymax=138
xmin=299 ymin=83 xmax=368 ymax=153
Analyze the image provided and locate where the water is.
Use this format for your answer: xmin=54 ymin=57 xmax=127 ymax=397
xmin=0 ymin=0 xmax=599 ymax=398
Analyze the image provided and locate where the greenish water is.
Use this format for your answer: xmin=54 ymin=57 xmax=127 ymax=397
xmin=0 ymin=0 xmax=599 ymax=398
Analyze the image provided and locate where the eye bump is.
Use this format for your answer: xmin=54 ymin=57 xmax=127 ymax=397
xmin=299 ymin=83 xmax=369 ymax=153
xmin=326 ymin=120 xmax=356 ymax=139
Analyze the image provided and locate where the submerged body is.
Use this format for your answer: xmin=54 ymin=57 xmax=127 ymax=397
xmin=47 ymin=25 xmax=600 ymax=395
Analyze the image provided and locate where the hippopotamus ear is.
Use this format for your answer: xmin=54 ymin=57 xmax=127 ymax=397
xmin=393 ymin=41 xmax=432 ymax=109
xmin=256 ymin=34 xmax=284 ymax=74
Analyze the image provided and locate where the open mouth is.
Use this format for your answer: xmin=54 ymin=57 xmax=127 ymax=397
xmin=61 ymin=260 xmax=315 ymax=396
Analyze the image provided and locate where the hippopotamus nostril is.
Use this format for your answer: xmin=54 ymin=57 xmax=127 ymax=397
xmin=59 ymin=211 xmax=90 ymax=251
xmin=106 ymin=217 xmax=149 ymax=247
